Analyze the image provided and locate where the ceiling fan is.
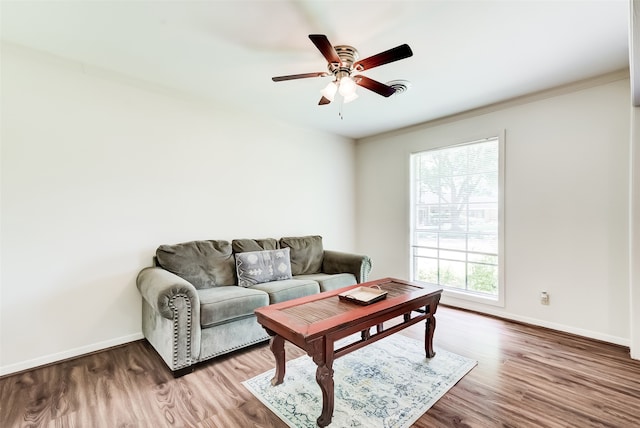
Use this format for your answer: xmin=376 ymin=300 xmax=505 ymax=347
xmin=272 ymin=34 xmax=413 ymax=106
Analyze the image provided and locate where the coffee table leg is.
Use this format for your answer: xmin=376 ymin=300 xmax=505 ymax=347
xmin=269 ymin=335 xmax=286 ymax=386
xmin=315 ymin=361 xmax=334 ymax=427
xmin=310 ymin=339 xmax=334 ymax=428
xmin=425 ymin=314 xmax=436 ymax=358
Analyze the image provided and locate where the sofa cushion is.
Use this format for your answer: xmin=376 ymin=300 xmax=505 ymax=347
xmin=293 ymin=273 xmax=357 ymax=292
xmin=236 ymin=248 xmax=292 ymax=287
xmin=279 ymin=235 xmax=324 ymax=276
xmin=198 ymin=286 xmax=269 ymax=328
xmin=232 ymin=238 xmax=278 ymax=253
xmin=156 ymin=240 xmax=236 ymax=289
xmin=249 ymin=279 xmax=320 ymax=304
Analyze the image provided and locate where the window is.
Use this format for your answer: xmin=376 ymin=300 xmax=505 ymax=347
xmin=410 ymin=136 xmax=504 ymax=304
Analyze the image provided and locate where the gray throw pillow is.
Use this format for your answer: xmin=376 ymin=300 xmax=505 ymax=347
xmin=156 ymin=240 xmax=236 ymax=289
xmin=279 ymin=235 xmax=324 ymax=276
xmin=236 ymin=248 xmax=292 ymax=287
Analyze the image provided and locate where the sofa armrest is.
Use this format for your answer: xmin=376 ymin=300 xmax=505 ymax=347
xmin=322 ymin=250 xmax=372 ymax=284
xmin=136 ymin=267 xmax=200 ymax=320
xmin=136 ymin=267 xmax=202 ymax=372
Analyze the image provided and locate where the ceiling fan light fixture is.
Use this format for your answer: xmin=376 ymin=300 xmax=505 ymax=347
xmin=320 ymin=81 xmax=338 ymax=101
xmin=338 ymin=76 xmax=357 ymax=97
xmin=343 ymin=92 xmax=359 ymax=104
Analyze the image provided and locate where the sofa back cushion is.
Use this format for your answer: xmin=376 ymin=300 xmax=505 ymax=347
xmin=232 ymin=238 xmax=278 ymax=254
xmin=235 ymin=248 xmax=292 ymax=287
xmin=279 ymin=235 xmax=324 ymax=275
xmin=156 ymin=240 xmax=236 ymax=289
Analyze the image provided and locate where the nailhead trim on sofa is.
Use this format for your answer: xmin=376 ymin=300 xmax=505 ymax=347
xmin=169 ymin=294 xmax=192 ymax=369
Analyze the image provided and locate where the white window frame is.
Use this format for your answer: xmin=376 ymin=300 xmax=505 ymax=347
xmin=409 ymin=132 xmax=505 ymax=307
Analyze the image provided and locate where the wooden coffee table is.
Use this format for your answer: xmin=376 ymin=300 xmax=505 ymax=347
xmin=254 ymin=277 xmax=442 ymax=427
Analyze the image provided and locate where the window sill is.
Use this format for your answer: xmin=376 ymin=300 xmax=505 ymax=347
xmin=441 ymin=288 xmax=504 ymax=308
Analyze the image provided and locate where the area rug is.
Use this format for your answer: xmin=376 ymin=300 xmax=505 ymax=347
xmin=242 ymin=334 xmax=476 ymax=428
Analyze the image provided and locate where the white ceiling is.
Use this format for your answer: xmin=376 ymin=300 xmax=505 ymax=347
xmin=1 ymin=0 xmax=631 ymax=139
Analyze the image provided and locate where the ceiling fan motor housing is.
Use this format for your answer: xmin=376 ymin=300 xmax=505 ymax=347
xmin=328 ymin=45 xmax=360 ymax=79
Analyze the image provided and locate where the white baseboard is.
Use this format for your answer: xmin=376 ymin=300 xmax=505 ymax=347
xmin=441 ymin=298 xmax=630 ymax=348
xmin=0 ymin=332 xmax=144 ymax=377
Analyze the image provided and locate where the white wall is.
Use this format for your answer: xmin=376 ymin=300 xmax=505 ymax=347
xmin=0 ymin=44 xmax=356 ymax=375
xmin=356 ymin=77 xmax=631 ymax=345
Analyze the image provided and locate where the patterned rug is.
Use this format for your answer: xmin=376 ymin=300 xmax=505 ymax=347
xmin=243 ymin=334 xmax=476 ymax=428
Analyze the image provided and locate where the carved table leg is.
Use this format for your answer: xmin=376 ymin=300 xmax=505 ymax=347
xmin=316 ymin=362 xmax=335 ymax=427
xmin=310 ymin=338 xmax=335 ymax=428
xmin=269 ymin=335 xmax=286 ymax=386
xmin=425 ymin=314 xmax=436 ymax=358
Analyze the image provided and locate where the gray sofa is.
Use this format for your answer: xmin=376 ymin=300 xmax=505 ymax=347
xmin=136 ymin=235 xmax=372 ymax=376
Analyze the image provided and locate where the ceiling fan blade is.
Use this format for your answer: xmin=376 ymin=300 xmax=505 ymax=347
xmin=272 ymin=72 xmax=329 ymax=82
xmin=309 ymin=34 xmax=342 ymax=65
xmin=354 ymin=44 xmax=413 ymax=71
xmin=355 ymin=75 xmax=396 ymax=97
xmin=318 ymin=96 xmax=332 ymax=105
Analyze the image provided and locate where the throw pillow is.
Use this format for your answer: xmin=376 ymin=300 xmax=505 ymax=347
xmin=235 ymin=248 xmax=292 ymax=287
xmin=279 ymin=235 xmax=324 ymax=276
xmin=156 ymin=240 xmax=236 ymax=289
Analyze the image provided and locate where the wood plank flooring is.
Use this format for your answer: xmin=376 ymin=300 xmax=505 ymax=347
xmin=1 ymin=306 xmax=639 ymax=427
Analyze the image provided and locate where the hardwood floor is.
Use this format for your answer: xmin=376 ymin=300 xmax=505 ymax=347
xmin=1 ymin=306 xmax=639 ymax=427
